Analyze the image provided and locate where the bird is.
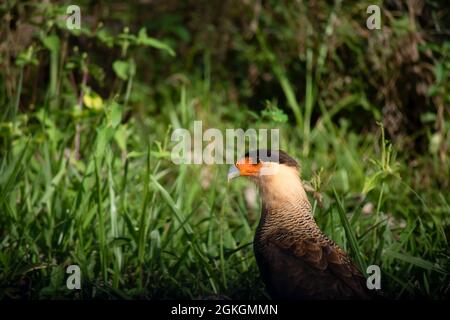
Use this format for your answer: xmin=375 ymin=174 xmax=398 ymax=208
xmin=228 ymin=149 xmax=374 ymax=300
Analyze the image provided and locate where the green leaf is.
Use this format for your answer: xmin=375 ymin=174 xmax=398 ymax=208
xmin=420 ymin=112 xmax=436 ymax=123
xmin=110 ymin=102 xmax=123 ymax=128
xmin=41 ymin=34 xmax=60 ymax=53
xmin=362 ymin=171 xmax=384 ymax=195
xmin=16 ymin=46 xmax=39 ymax=67
xmin=137 ymin=28 xmax=175 ymax=56
xmin=434 ymin=63 xmax=444 ymax=83
xmin=0 ymin=141 xmax=30 ymax=207
xmin=114 ymin=125 xmax=127 ymax=152
xmin=95 ymin=125 xmax=115 ymax=158
xmin=385 ymin=250 xmax=447 ymax=274
xmin=96 ymin=28 xmax=114 ymax=47
xmin=261 ymin=102 xmax=288 ymax=123
xmin=113 ymin=60 xmax=129 ymax=80
xmin=333 ymin=188 xmax=367 ymax=273
xmin=113 ymin=60 xmax=136 ymax=80
xmin=127 ymin=151 xmax=145 ymax=158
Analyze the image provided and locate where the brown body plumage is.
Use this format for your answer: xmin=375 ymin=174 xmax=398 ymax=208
xmin=228 ymin=150 xmax=373 ymax=299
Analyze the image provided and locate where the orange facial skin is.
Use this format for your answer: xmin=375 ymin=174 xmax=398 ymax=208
xmin=235 ymin=157 xmax=263 ymax=176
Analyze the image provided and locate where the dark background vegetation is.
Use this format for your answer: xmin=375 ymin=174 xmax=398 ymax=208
xmin=0 ymin=0 xmax=449 ymax=299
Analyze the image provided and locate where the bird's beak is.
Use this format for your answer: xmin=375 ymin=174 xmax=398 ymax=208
xmin=227 ymin=165 xmax=240 ymax=182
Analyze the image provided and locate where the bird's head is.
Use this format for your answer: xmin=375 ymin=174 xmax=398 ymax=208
xmin=228 ymin=150 xmax=308 ymax=204
xmin=227 ymin=149 xmax=298 ymax=180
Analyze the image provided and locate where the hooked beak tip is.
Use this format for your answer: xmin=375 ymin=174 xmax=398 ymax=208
xmin=227 ymin=165 xmax=240 ymax=183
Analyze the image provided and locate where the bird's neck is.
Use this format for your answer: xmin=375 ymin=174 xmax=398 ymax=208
xmin=257 ymin=167 xmax=316 ymax=230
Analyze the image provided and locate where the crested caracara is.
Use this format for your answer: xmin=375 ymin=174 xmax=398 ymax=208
xmin=228 ymin=150 xmax=373 ymax=300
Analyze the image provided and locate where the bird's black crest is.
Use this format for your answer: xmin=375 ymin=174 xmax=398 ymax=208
xmin=244 ymin=149 xmax=298 ymax=168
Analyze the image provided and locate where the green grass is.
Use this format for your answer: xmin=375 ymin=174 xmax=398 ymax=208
xmin=0 ymin=81 xmax=448 ymax=299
